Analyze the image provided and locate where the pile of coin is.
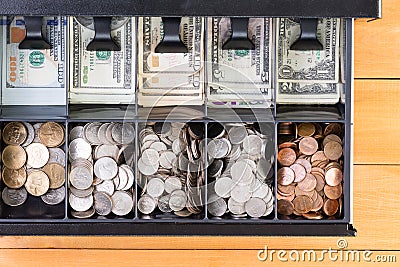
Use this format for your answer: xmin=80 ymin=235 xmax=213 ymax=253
xmin=68 ymin=122 xmax=135 ymax=218
xmin=137 ymin=122 xmax=205 ymax=217
xmin=207 ymin=122 xmax=275 ymax=218
xmin=1 ymin=121 xmax=66 ymax=207
xmin=277 ymin=122 xmax=344 ymax=219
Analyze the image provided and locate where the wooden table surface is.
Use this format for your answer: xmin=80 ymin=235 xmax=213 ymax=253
xmin=1 ymin=1 xmax=400 ymax=266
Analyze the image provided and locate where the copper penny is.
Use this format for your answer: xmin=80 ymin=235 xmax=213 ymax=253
xmin=299 ymin=137 xmax=318 ymax=155
xmin=293 ymin=195 xmax=313 ymax=214
xmin=278 ymin=142 xmax=297 ymax=150
xmin=311 ymin=167 xmax=325 ymax=177
xmin=277 ymin=199 xmax=294 ymax=215
xmin=277 ymin=184 xmax=295 ymax=196
xmin=314 ymin=123 xmax=323 ymax=135
xmin=294 ymin=158 xmax=311 ymax=173
xmin=311 ymin=193 xmax=324 ymax=211
xmin=3 ymin=122 xmax=27 ymax=145
xmin=39 ymin=122 xmax=65 ymax=148
xmin=25 ymin=170 xmax=50 ymax=196
xmin=325 ymin=167 xmax=343 ymax=186
xmin=323 ymin=199 xmax=339 ymax=216
xmin=42 ymin=163 xmax=65 ymax=189
xmin=324 ymin=184 xmax=342 ymax=199
xmin=297 ymin=173 xmax=317 ymax=192
xmin=277 ymin=167 xmax=295 ymax=185
xmin=277 ymin=148 xmax=297 ymax=166
xmin=302 ymin=211 xmax=323 ymax=220
xmin=294 ymin=186 xmax=314 ymax=198
xmin=278 ymin=123 xmax=295 ymax=135
xmin=290 ymin=163 xmax=306 ymax=182
xmin=313 ymin=172 xmax=325 ymax=192
xmin=326 ymin=162 xmax=342 ymax=171
xmin=324 ymin=123 xmax=342 ymax=136
xmin=297 ymin=123 xmax=316 ymax=137
xmin=2 ymin=145 xmax=27 ymax=170
xmin=324 ymin=141 xmax=342 ymax=161
xmin=311 ymin=151 xmax=328 ymax=162
xmin=2 ymin=167 xmax=27 ymax=189
xmin=322 ymin=134 xmax=342 ymax=147
xmin=277 ymin=192 xmax=295 ymax=202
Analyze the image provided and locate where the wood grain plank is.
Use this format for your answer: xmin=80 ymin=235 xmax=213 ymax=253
xmin=0 ymin=249 xmax=398 ymax=266
xmin=354 ymin=80 xmax=400 ymax=164
xmin=0 ymin=165 xmax=398 ymax=250
xmin=354 ymin=0 xmax=400 ymax=78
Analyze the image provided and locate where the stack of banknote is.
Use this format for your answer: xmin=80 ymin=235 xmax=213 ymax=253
xmin=69 ymin=17 xmax=136 ymax=104
xmin=275 ymin=18 xmax=341 ymax=104
xmin=137 ymin=17 xmax=205 ymax=107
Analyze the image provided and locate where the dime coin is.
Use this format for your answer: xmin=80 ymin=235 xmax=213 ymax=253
xmin=208 ymin=197 xmax=227 ymax=217
xmin=25 ymin=170 xmax=50 ymax=196
xmin=141 ymin=148 xmax=160 ymax=166
xmin=41 ymin=186 xmax=65 ymax=205
xmin=3 ymin=122 xmax=27 ymax=145
xmin=42 ymin=163 xmax=65 ymax=189
xmin=138 ymin=158 xmax=158 ymax=176
xmin=228 ymin=126 xmax=248 ymax=145
xmin=94 ymin=191 xmax=113 ymax=216
xmin=245 ymin=197 xmax=266 ymax=218
xmin=94 ymin=157 xmax=118 ymax=180
xmin=169 ymin=190 xmax=187 ymax=211
xmin=242 ymin=135 xmax=262 ymax=155
xmin=2 ymin=167 xmax=26 ymax=189
xmin=2 ymin=187 xmax=28 ymax=206
xmin=164 ymin=177 xmax=182 ymax=194
xmin=227 ymin=198 xmax=246 ymax=215
xmin=2 ymin=145 xmax=27 ymax=170
xmin=25 ymin=143 xmax=49 ymax=168
xmin=21 ymin=122 xmax=35 ymax=147
xmin=111 ymin=191 xmax=133 ymax=216
xmin=138 ymin=194 xmax=156 ymax=214
xmin=230 ymin=184 xmax=251 ymax=203
xmin=69 ymin=193 xmax=93 ymax=212
xmin=38 ymin=122 xmax=65 ymax=147
xmin=214 ymin=177 xmax=233 ymax=198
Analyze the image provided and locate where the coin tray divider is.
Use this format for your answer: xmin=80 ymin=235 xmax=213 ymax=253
xmin=0 ymin=18 xmax=356 ymax=236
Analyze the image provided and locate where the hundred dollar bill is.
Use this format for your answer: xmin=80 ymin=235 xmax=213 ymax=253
xmin=138 ymin=17 xmax=204 ymax=75
xmin=69 ymin=17 xmax=135 ymax=103
xmin=3 ymin=16 xmax=66 ymax=89
xmin=277 ymin=18 xmax=340 ymax=83
xmin=208 ymin=17 xmax=271 ymax=88
xmin=276 ymin=82 xmax=340 ymax=104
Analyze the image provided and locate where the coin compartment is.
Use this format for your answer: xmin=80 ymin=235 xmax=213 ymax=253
xmin=66 ymin=121 xmax=136 ymax=219
xmin=205 ymin=121 xmax=275 ymax=220
xmin=137 ymin=121 xmax=206 ymax=220
xmin=0 ymin=120 xmax=67 ymax=219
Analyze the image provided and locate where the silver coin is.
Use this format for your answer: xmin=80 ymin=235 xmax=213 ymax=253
xmin=252 ymin=182 xmax=270 ymax=199
xmin=116 ymin=166 xmax=128 ymax=190
xmin=138 ymin=158 xmax=158 ymax=176
xmin=76 ymin=16 xmax=129 ymax=31
xmin=141 ymin=140 xmax=156 ymax=152
xmin=228 ymin=198 xmax=246 ymax=215
xmin=263 ymin=201 xmax=274 ymax=216
xmin=230 ymin=184 xmax=251 ymax=203
xmin=138 ymin=194 xmax=156 ymax=214
xmin=142 ymin=133 xmax=159 ymax=144
xmin=111 ymin=191 xmax=133 ymax=216
xmin=245 ymin=197 xmax=267 ymax=218
xmin=159 ymin=151 xmax=176 ymax=169
xmin=70 ymin=185 xmax=94 ymax=198
xmin=158 ymin=194 xmax=172 ymax=213
xmin=70 ymin=165 xmax=93 ymax=190
xmin=32 ymin=123 xmax=43 ymax=143
xmin=94 ymin=145 xmax=119 ymax=161
xmin=111 ymin=123 xmax=135 ymax=145
xmin=84 ymin=122 xmax=102 ymax=145
xmin=95 ymin=180 xmax=115 ymax=196
xmin=118 ymin=144 xmax=135 ymax=166
xmin=69 ymin=193 xmax=93 ymax=212
xmin=242 ymin=135 xmax=263 ymax=156
xmin=147 ymin=178 xmax=165 ymax=198
xmin=69 ymin=125 xmax=84 ymax=141
xmin=2 ymin=187 xmax=28 ymax=206
xmin=48 ymin=147 xmax=66 ymax=167
xmin=141 ymin=148 xmax=160 ymax=166
xmin=21 ymin=122 xmax=35 ymax=147
xmin=168 ymin=190 xmax=187 ymax=211
xmin=120 ymin=165 xmax=135 ymax=191
xmin=105 ymin=123 xmax=119 ymax=145
xmin=97 ymin=123 xmax=112 ymax=145
xmin=208 ymin=197 xmax=227 ymax=217
xmin=69 ymin=138 xmax=92 ymax=160
xmin=256 ymin=158 xmax=271 ymax=179
xmin=71 ymin=207 xmax=95 ymax=219
xmin=207 ymin=138 xmax=231 ymax=159
xmin=214 ymin=177 xmax=233 ymax=198
xmin=172 ymin=139 xmax=184 ymax=155
xmin=25 ymin=143 xmax=49 ymax=168
xmin=149 ymin=141 xmax=167 ymax=152
xmin=94 ymin=191 xmax=113 ymax=216
xmin=164 ymin=177 xmax=182 ymax=194
xmin=94 ymin=157 xmax=118 ymax=180
xmin=41 ymin=186 xmax=65 ymax=205
xmin=228 ymin=126 xmax=248 ymax=145
xmin=230 ymin=161 xmax=254 ymax=185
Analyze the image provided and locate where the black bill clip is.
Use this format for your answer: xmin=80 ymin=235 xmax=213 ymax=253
xmin=155 ymin=17 xmax=188 ymax=53
xmin=87 ymin=17 xmax=120 ymax=51
xmin=19 ymin=16 xmax=51 ymax=50
xmin=290 ymin=18 xmax=323 ymax=51
xmin=222 ymin=18 xmax=254 ymax=50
